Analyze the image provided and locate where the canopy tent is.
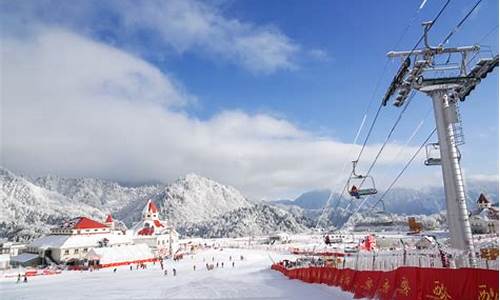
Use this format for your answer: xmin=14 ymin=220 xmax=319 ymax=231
xmin=85 ymin=244 xmax=155 ymax=268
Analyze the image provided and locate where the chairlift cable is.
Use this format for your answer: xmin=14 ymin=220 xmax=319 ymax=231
xmin=316 ymin=0 xmax=451 ymax=228
xmin=357 ymin=91 xmax=417 ymax=189
xmin=440 ymin=0 xmax=483 ymax=46
xmin=367 ymin=127 xmax=437 ymax=213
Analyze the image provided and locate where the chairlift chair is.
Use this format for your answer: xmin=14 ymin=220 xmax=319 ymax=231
xmin=347 ymin=161 xmax=378 ymax=199
xmin=424 ymin=143 xmax=441 ymax=166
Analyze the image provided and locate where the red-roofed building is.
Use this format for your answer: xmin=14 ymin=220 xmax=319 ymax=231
xmin=470 ymin=194 xmax=499 ymax=234
xmin=132 ymin=200 xmax=178 ymax=257
xmin=51 ymin=217 xmax=111 ymax=235
xmin=104 ymin=215 xmax=115 ymax=230
xmin=26 ymin=216 xmax=132 ymax=265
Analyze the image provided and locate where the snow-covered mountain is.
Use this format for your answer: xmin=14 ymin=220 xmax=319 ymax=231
xmin=145 ymin=174 xmax=253 ymax=226
xmin=1 ymin=168 xmax=311 ymax=241
xmin=33 ymin=175 xmax=159 ymax=214
xmin=277 ymin=181 xmax=499 ymax=216
xmin=178 ymin=203 xmax=313 ymax=238
xmin=0 ymin=168 xmax=105 ymax=241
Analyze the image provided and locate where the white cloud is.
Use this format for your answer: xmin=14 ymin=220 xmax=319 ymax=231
xmin=467 ymin=174 xmax=499 ymax=182
xmin=1 ymin=29 xmax=418 ymax=200
xmin=1 ymin=0 xmax=306 ymax=74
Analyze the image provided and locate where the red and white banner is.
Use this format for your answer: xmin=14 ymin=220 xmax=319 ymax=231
xmin=271 ymin=262 xmax=499 ymax=299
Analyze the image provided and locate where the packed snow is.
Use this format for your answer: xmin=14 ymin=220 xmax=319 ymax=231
xmin=0 ymin=248 xmax=356 ymax=300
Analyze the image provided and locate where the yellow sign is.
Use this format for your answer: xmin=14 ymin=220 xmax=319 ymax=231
xmin=480 ymin=248 xmax=499 ymax=260
xmin=396 ymin=276 xmax=411 ymax=296
xmin=426 ymin=281 xmax=452 ymax=300
xmin=478 ymin=284 xmax=499 ymax=300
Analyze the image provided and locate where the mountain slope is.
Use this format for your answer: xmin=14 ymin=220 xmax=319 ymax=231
xmin=144 ymin=174 xmax=253 ymax=226
xmin=33 ymin=175 xmax=159 ymax=214
xmin=0 ymin=167 xmax=105 ymax=241
xmin=178 ymin=204 xmax=313 ymax=238
xmin=279 ymin=181 xmax=499 ymax=216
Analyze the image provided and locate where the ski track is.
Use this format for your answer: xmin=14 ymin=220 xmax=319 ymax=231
xmin=0 ymin=248 xmax=357 ymax=300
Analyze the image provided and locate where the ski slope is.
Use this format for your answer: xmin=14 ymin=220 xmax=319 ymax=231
xmin=0 ymin=248 xmax=356 ymax=300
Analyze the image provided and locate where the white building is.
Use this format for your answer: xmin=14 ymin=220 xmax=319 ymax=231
xmin=0 ymin=241 xmax=28 ymax=269
xmin=131 ymin=200 xmax=179 ymax=257
xmin=470 ymin=194 xmax=499 ymax=234
xmin=22 ymin=216 xmax=132 ymax=265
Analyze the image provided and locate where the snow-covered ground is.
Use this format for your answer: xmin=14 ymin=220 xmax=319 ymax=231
xmin=0 ymin=248 xmax=355 ymax=300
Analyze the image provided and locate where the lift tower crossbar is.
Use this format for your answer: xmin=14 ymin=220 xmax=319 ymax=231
xmin=382 ymin=22 xmax=499 ymax=267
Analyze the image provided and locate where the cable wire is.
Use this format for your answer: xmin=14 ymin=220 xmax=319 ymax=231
xmin=440 ymin=0 xmax=483 ymax=46
xmin=358 ymin=91 xmax=417 ymax=189
xmin=315 ymin=0 xmax=451 ymax=229
xmin=368 ymin=127 xmax=437 ymax=212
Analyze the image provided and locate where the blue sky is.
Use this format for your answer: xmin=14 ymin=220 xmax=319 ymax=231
xmin=1 ymin=0 xmax=498 ymax=200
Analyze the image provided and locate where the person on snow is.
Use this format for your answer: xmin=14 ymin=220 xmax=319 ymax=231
xmin=216 ymin=262 xmax=219 ymax=268
xmin=164 ymin=269 xmax=168 ymax=276
xmin=23 ymin=275 xmax=28 ymax=283
xmin=232 ymin=261 xmax=235 ymax=268
xmin=173 ymin=268 xmax=177 ymax=276
xmin=113 ymin=268 xmax=117 ymax=273
xmin=221 ymin=262 xmax=224 ymax=268
xmin=17 ymin=274 xmax=21 ymax=283
xmin=193 ymin=265 xmax=196 ymax=271
xmin=130 ymin=265 xmax=133 ymax=271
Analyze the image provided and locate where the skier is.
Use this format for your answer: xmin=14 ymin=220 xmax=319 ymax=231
xmin=17 ymin=274 xmax=21 ymax=283
xmin=113 ymin=268 xmax=117 ymax=273
xmin=193 ymin=265 xmax=196 ymax=271
xmin=232 ymin=261 xmax=235 ymax=268
xmin=164 ymin=269 xmax=168 ymax=276
xmin=216 ymin=262 xmax=219 ymax=268
xmin=130 ymin=265 xmax=133 ymax=271
xmin=23 ymin=275 xmax=28 ymax=283
xmin=221 ymin=262 xmax=224 ymax=268
xmin=173 ymin=268 xmax=177 ymax=276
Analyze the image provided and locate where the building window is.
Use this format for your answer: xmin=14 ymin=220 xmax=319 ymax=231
xmin=77 ymin=230 xmax=81 ymax=234
xmin=64 ymin=250 xmax=69 ymax=255
xmin=74 ymin=249 xmax=79 ymax=254
xmin=83 ymin=248 xmax=88 ymax=253
xmin=94 ymin=229 xmax=98 ymax=232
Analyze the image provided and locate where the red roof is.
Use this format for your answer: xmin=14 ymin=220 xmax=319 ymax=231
xmin=105 ymin=215 xmax=113 ymax=223
xmin=153 ymin=220 xmax=164 ymax=228
xmin=148 ymin=201 xmax=158 ymax=213
xmin=70 ymin=217 xmax=108 ymax=230
xmin=138 ymin=227 xmax=154 ymax=235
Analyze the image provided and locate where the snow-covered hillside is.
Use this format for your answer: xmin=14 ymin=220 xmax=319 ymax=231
xmin=33 ymin=175 xmax=159 ymax=214
xmin=2 ymin=169 xmax=311 ymax=241
xmin=0 ymin=168 xmax=105 ymax=241
xmin=148 ymin=174 xmax=253 ymax=225
xmin=178 ymin=204 xmax=313 ymax=238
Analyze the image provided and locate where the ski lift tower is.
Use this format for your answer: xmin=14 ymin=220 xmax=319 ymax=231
xmin=382 ymin=21 xmax=499 ymax=266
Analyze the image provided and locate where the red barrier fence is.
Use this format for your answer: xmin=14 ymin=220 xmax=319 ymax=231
xmin=271 ymin=262 xmax=499 ymax=299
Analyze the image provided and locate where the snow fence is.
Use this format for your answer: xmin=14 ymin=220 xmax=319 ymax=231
xmin=271 ymin=262 xmax=498 ymax=299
